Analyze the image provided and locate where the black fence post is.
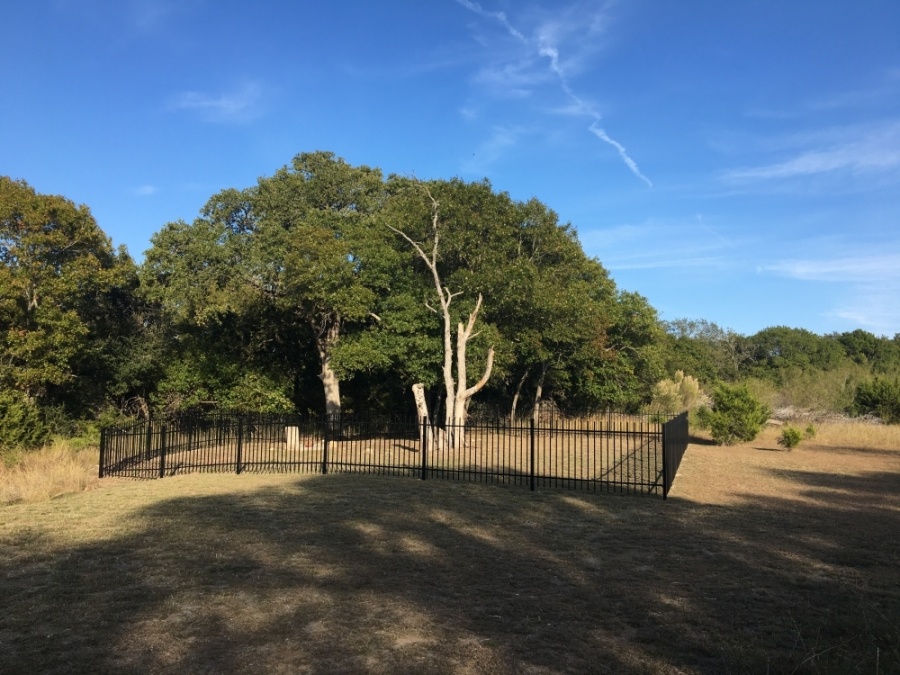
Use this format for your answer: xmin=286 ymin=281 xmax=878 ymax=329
xmin=529 ymin=418 xmax=536 ymax=491
xmin=159 ymin=423 xmax=167 ymax=479
xmin=661 ymin=418 xmax=669 ymax=499
xmin=145 ymin=418 xmax=153 ymax=462
xmin=421 ymin=417 xmax=428 ymax=480
xmin=321 ymin=414 xmax=330 ymax=475
xmin=98 ymin=427 xmax=106 ymax=478
xmin=236 ymin=417 xmax=244 ymax=474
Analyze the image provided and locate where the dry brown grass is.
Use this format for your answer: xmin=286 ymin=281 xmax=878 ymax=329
xmin=2 ymin=422 xmax=899 ymax=674
xmin=799 ymin=420 xmax=900 ymax=452
xmin=0 ymin=442 xmax=100 ymax=505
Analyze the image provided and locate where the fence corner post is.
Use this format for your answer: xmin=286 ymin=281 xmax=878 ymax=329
xmin=421 ymin=417 xmax=428 ymax=480
xmin=661 ymin=418 xmax=669 ymax=500
xmin=98 ymin=427 xmax=106 ymax=479
xmin=529 ymin=417 xmax=536 ymax=491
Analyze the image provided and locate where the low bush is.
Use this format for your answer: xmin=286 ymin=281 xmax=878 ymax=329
xmin=696 ymin=384 xmax=770 ymax=445
xmin=777 ymin=426 xmax=803 ymax=450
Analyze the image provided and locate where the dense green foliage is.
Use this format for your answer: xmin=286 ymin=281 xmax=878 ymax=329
xmin=0 ymin=389 xmax=48 ymax=450
xmin=3 ymin=156 xmax=900 ymax=448
xmin=662 ymin=320 xmax=900 ymax=423
xmin=851 ymin=378 xmax=900 ymax=424
xmin=1 ymin=177 xmax=149 ymax=438
xmin=697 ymin=384 xmax=771 ymax=445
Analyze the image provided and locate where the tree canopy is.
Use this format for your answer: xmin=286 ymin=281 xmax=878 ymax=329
xmin=5 ymin=156 xmax=900 ymax=444
xmin=0 ymin=177 xmax=136 ymax=419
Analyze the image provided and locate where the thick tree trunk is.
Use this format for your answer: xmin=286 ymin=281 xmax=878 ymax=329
xmin=319 ymin=361 xmax=341 ymax=418
xmin=314 ymin=317 xmax=342 ymax=419
xmin=412 ymin=382 xmax=431 ymax=447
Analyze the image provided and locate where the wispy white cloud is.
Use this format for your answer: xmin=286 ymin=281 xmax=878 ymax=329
xmin=455 ymin=0 xmax=526 ymax=42
xmin=462 ymin=125 xmax=530 ymax=172
xmin=169 ymin=82 xmax=264 ymax=123
xmin=129 ymin=0 xmax=178 ymax=31
xmin=133 ymin=184 xmax=157 ymax=196
xmin=582 ymin=218 xmax=742 ymax=271
xmin=762 ymin=252 xmax=900 ymax=335
xmin=459 ymin=105 xmax=479 ymax=121
xmin=723 ymin=120 xmax=900 ymax=183
xmin=761 ymin=253 xmax=900 ymax=284
xmin=455 ymin=0 xmax=651 ymax=186
xmin=810 ymin=67 xmax=900 ymax=112
xmin=830 ymin=289 xmax=900 ymax=335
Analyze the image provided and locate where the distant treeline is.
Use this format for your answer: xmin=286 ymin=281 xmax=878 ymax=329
xmin=2 ymin=154 xmax=898 ymax=447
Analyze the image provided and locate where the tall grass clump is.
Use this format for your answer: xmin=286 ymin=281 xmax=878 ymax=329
xmin=811 ymin=420 xmax=900 ymax=450
xmin=648 ymin=370 xmax=708 ymax=417
xmin=0 ymin=441 xmax=100 ymax=505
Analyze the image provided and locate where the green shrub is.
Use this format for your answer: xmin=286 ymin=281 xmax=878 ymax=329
xmin=0 ymin=389 xmax=50 ymax=450
xmin=804 ymin=424 xmax=817 ymax=440
xmin=777 ymin=425 xmax=803 ymax=450
xmin=696 ymin=383 xmax=771 ymax=446
xmin=851 ymin=378 xmax=900 ymax=424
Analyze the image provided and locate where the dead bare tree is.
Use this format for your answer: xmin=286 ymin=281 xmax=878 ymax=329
xmin=386 ymin=187 xmax=494 ymax=450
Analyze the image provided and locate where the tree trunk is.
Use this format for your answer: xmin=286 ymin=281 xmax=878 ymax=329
xmin=533 ymin=361 xmax=549 ymax=424
xmin=314 ymin=317 xmax=342 ymax=419
xmin=449 ymin=299 xmax=495 ymax=449
xmin=412 ymin=382 xmax=432 ymax=448
xmin=319 ymin=361 xmax=341 ymax=418
xmin=510 ymin=367 xmax=531 ymax=423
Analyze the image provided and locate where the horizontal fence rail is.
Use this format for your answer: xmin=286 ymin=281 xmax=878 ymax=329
xmin=100 ymin=412 xmax=689 ymax=498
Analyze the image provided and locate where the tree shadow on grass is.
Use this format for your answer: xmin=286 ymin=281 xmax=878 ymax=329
xmin=2 ymin=467 xmax=899 ymax=674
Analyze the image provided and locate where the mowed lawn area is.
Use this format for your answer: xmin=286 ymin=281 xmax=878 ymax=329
xmin=2 ymin=425 xmax=899 ymax=674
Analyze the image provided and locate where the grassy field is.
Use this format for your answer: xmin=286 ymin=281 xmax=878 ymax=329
xmin=2 ymin=423 xmax=899 ymax=674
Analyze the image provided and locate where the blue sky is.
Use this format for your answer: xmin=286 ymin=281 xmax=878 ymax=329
xmin=3 ymin=1 xmax=899 ymax=337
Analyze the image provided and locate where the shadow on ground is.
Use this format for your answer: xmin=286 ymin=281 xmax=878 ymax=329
xmin=2 ymin=465 xmax=899 ymax=674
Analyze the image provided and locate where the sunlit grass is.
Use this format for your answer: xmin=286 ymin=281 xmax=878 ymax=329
xmin=808 ymin=420 xmax=900 ymax=451
xmin=759 ymin=418 xmax=900 ymax=452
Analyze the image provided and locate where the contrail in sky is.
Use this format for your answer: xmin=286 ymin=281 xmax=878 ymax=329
xmin=455 ymin=0 xmax=527 ymax=42
xmin=455 ymin=0 xmax=652 ymax=186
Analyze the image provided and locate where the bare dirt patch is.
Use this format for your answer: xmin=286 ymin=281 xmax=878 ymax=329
xmin=2 ymin=424 xmax=898 ymax=674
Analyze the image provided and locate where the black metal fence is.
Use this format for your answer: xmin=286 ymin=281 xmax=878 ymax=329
xmin=100 ymin=411 xmax=689 ymax=498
